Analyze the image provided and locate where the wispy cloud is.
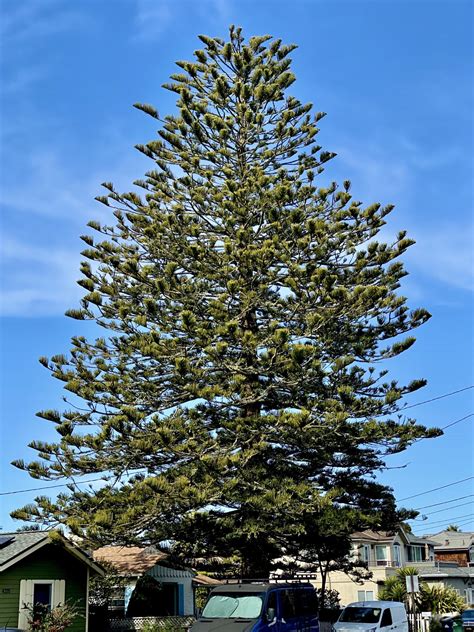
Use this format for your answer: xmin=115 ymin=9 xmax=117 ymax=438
xmin=332 ymin=134 xmax=472 ymax=294
xmin=1 ymin=66 xmax=48 ymax=96
xmin=132 ymin=0 xmax=174 ymax=42
xmin=0 ymin=236 xmax=83 ymax=317
xmin=196 ymin=0 xmax=233 ymax=23
xmin=407 ymin=224 xmax=474 ymax=293
xmin=0 ymin=147 xmax=143 ymax=222
xmin=0 ymin=150 xmax=94 ymax=220
xmin=132 ymin=0 xmax=233 ymax=42
xmin=0 ymin=1 xmax=85 ymax=46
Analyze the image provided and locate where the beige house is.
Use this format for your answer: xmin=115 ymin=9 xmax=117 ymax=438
xmin=311 ymin=529 xmax=436 ymax=605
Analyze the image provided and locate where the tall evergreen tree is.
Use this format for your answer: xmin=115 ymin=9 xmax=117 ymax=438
xmin=13 ymin=27 xmax=440 ymax=576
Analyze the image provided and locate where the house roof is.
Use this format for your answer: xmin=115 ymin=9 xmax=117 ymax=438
xmin=93 ymin=545 xmax=168 ymax=575
xmin=0 ymin=530 xmax=104 ymax=575
xmin=351 ymin=529 xmax=436 ymax=546
xmin=0 ymin=530 xmax=47 ymax=568
xmin=427 ymin=530 xmax=474 ymax=551
xmin=193 ymin=573 xmax=222 ymax=586
xmin=351 ymin=530 xmax=397 ymax=542
xmin=417 ymin=564 xmax=474 ymax=579
xmin=405 ymin=532 xmax=438 ymax=546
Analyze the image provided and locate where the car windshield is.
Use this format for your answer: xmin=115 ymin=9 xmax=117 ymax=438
xmin=340 ymin=607 xmax=382 ymax=623
xmin=462 ymin=611 xmax=474 ymax=621
xmin=202 ymin=593 xmax=264 ymax=619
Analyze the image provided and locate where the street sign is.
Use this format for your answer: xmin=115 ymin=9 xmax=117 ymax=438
xmin=406 ymin=575 xmax=420 ymax=593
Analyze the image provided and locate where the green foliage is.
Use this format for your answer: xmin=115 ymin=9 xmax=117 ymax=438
xmin=316 ymin=587 xmax=341 ymax=610
xmin=25 ymin=601 xmax=82 ymax=632
xmin=127 ymin=576 xmax=165 ymax=617
xmin=379 ymin=568 xmax=466 ymax=614
xmin=12 ymin=26 xmax=439 ymax=575
xmin=421 ymin=585 xmax=465 ymax=614
xmin=140 ymin=621 xmax=188 ymax=632
xmin=89 ymin=561 xmax=130 ymax=608
xmin=429 ymin=618 xmax=444 ymax=632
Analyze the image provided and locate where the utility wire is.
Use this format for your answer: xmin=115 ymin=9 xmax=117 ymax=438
xmin=398 ymin=476 xmax=474 ymax=502
xmin=413 ymin=516 xmax=474 ymax=534
xmin=412 ymin=412 xmax=473 ymax=444
xmin=409 ymin=500 xmax=474 ymax=520
xmin=410 ymin=512 xmax=474 ymax=528
xmin=0 ymin=477 xmax=106 ymax=496
xmin=401 ymin=385 xmax=474 ymax=411
xmin=413 ymin=494 xmax=474 ymax=510
xmin=1 ymin=388 xmax=472 ymax=497
xmin=441 ymin=413 xmax=474 ymax=431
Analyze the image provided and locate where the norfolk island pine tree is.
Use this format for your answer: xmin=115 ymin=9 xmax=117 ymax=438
xmin=12 ymin=27 xmax=440 ymax=578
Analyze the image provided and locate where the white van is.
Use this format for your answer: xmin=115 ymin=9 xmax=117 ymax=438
xmin=334 ymin=601 xmax=408 ymax=632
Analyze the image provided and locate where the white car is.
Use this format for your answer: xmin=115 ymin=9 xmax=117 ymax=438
xmin=334 ymin=601 xmax=408 ymax=632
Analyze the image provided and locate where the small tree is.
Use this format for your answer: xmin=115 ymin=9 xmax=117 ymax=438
xmin=379 ymin=568 xmax=466 ymax=614
xmin=88 ymin=561 xmax=130 ymax=609
xmin=25 ymin=601 xmax=82 ymax=632
xmin=13 ymin=26 xmax=439 ymax=576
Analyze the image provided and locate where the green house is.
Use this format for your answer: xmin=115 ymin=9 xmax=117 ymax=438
xmin=0 ymin=531 xmax=104 ymax=631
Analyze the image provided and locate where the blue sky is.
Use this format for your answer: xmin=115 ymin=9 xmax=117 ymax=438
xmin=0 ymin=0 xmax=473 ymax=534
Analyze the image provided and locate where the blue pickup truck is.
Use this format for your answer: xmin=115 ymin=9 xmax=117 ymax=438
xmin=462 ymin=610 xmax=474 ymax=632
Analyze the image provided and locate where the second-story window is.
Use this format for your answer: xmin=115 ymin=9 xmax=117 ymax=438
xmin=409 ymin=545 xmax=423 ymax=562
xmin=393 ymin=543 xmax=401 ymax=567
xmin=361 ymin=544 xmax=371 ymax=563
xmin=375 ymin=545 xmax=388 ymax=566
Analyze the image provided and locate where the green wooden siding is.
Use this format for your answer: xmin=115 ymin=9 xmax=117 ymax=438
xmin=0 ymin=542 xmax=87 ymax=631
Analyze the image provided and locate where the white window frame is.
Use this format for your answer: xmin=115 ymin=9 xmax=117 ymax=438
xmin=18 ymin=579 xmax=66 ymax=629
xmin=357 ymin=590 xmax=374 ymax=601
xmin=33 ymin=580 xmax=54 ymax=607
xmin=375 ymin=545 xmax=388 ymax=565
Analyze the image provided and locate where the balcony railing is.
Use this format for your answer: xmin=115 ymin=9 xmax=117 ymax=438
xmin=366 ymin=560 xmax=401 ymax=567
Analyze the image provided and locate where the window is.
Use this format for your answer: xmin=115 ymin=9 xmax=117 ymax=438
xmin=295 ymin=589 xmax=318 ymax=616
xmin=265 ymin=592 xmax=277 ymax=621
xmin=281 ymin=589 xmax=297 ymax=619
xmin=33 ymin=583 xmax=52 ymax=619
xmin=360 ymin=544 xmax=371 ymax=563
xmin=375 ymin=546 xmax=388 ymax=566
xmin=357 ymin=590 xmax=374 ymax=601
xmin=202 ymin=593 xmax=264 ymax=619
xmin=340 ymin=607 xmax=381 ymax=623
xmin=381 ymin=609 xmax=393 ymax=627
xmin=33 ymin=583 xmax=52 ymax=607
xmin=18 ymin=580 xmax=65 ymax=630
xmin=409 ymin=546 xmax=423 ymax=562
xmin=393 ymin=544 xmax=401 ymax=567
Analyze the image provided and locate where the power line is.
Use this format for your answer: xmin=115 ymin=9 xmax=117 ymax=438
xmin=412 ymin=412 xmax=473 ymax=444
xmin=441 ymin=412 xmax=474 ymax=431
xmin=0 ymin=477 xmax=106 ymax=496
xmin=409 ymin=500 xmax=474 ymax=520
xmin=413 ymin=494 xmax=474 ymax=510
xmin=410 ymin=512 xmax=474 ymax=528
xmin=401 ymin=385 xmax=474 ymax=411
xmin=398 ymin=476 xmax=474 ymax=502
xmin=413 ymin=516 xmax=474 ymax=534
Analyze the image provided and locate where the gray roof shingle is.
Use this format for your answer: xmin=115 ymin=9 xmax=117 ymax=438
xmin=0 ymin=531 xmax=49 ymax=569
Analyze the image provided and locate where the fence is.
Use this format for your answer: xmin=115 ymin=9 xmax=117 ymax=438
xmin=409 ymin=613 xmax=430 ymax=632
xmin=108 ymin=616 xmax=195 ymax=631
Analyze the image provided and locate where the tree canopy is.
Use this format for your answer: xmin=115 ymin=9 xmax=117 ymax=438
xmin=12 ymin=26 xmax=440 ymax=576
